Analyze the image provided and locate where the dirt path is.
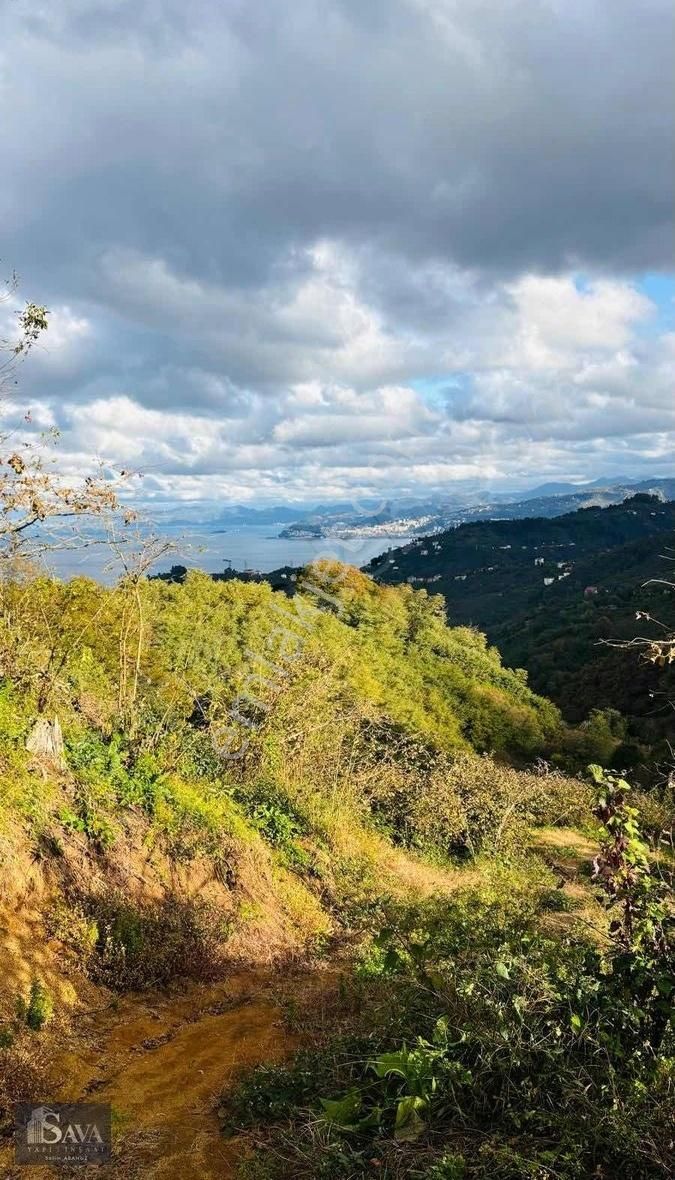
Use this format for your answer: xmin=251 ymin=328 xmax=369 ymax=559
xmin=1 ymin=835 xmax=476 ymax=1178
xmin=1 ymin=831 xmax=600 ymax=1177
xmin=1 ymin=970 xmax=303 ymax=1179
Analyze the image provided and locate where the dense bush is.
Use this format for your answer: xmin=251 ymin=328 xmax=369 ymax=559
xmin=1 ymin=565 xmax=567 ymax=770
xmin=361 ymin=733 xmax=589 ymax=856
xmin=79 ymin=893 xmax=226 ymax=990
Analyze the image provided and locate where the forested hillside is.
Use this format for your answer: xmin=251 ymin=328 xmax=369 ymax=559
xmin=0 ymin=565 xmax=583 ymax=919
xmin=366 ymin=496 xmax=675 ymax=767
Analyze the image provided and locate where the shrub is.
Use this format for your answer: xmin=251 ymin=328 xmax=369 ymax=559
xmin=631 ymin=783 xmax=674 ymax=849
xmin=150 ymin=775 xmax=250 ymax=857
xmin=16 ymin=979 xmax=53 ymax=1031
xmin=45 ymin=899 xmax=99 ymax=960
xmin=233 ymin=778 xmax=311 ymax=868
xmin=364 ymin=741 xmax=588 ymax=858
xmin=82 ymin=893 xmax=226 ymax=990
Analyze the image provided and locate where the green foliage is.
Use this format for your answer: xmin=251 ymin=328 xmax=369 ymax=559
xmin=363 ymin=738 xmax=589 ymax=857
xmin=150 ymin=775 xmax=251 ymax=857
xmin=0 ymin=565 xmax=583 ymax=871
xmin=233 ymin=778 xmax=309 ymax=867
xmin=317 ymin=1028 xmax=464 ymax=1143
xmin=0 ymin=682 xmax=27 ymax=742
xmin=366 ymin=497 xmax=675 ymax=772
xmin=57 ymin=802 xmax=117 ymax=849
xmin=227 ymin=1052 xmax=338 ymax=1131
xmin=232 ymin=836 xmax=674 ymax=1180
xmin=17 ymin=980 xmax=53 ymax=1031
xmin=0 ymin=564 xmax=584 ymax=870
xmin=589 ymin=764 xmax=675 ymax=1053
xmin=417 ymin=1156 xmax=466 ymax=1180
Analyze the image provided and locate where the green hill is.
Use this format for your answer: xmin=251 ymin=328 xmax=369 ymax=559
xmin=365 ymin=495 xmax=675 ymax=764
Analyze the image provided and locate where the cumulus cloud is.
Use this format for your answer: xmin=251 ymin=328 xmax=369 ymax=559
xmin=0 ymin=0 xmax=673 ymax=503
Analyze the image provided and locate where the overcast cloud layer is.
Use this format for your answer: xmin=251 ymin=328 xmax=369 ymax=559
xmin=1 ymin=0 xmax=674 ymax=506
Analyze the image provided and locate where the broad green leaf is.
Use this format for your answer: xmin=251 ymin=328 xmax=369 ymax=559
xmin=320 ymin=1090 xmax=362 ymax=1128
xmin=355 ymin=1107 xmax=382 ymax=1131
xmin=394 ymin=1094 xmax=428 ymax=1142
xmin=372 ymin=1049 xmax=409 ymax=1079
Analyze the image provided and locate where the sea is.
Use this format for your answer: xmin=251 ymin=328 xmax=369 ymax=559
xmin=41 ymin=523 xmax=408 ymax=584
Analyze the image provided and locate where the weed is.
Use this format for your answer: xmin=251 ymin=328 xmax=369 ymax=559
xmin=16 ymin=979 xmax=54 ymax=1031
xmin=416 ymin=1157 xmax=466 ymax=1180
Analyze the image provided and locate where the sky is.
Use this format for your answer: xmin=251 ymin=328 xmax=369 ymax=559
xmin=1 ymin=0 xmax=674 ymax=508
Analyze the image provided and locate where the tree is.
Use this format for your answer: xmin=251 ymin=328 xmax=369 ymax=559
xmin=2 ymin=270 xmax=177 ymax=586
xmin=1 ymin=273 xmax=126 ymax=571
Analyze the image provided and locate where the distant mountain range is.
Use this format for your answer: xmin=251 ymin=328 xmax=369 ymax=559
xmin=278 ymin=477 xmax=675 ymax=539
xmin=152 ymin=504 xmax=302 ymax=527
xmin=149 ymin=475 xmax=675 ymax=533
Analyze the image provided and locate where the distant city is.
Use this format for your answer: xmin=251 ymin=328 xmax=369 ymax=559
xmin=274 ymin=476 xmax=675 ymax=543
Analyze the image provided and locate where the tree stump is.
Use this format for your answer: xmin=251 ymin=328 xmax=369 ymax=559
xmin=26 ymin=717 xmax=65 ymax=767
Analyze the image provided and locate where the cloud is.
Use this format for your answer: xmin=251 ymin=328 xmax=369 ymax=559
xmin=0 ymin=0 xmax=673 ymax=502
xmin=500 ymin=277 xmax=653 ymax=368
